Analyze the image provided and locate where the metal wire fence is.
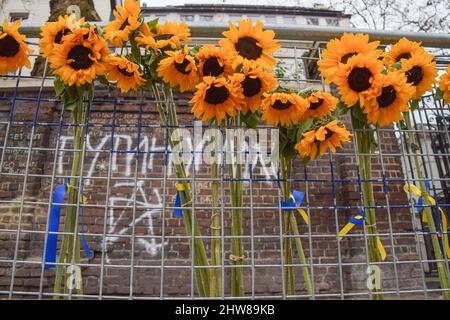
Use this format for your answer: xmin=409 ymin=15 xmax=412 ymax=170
xmin=0 ymin=25 xmax=450 ymax=300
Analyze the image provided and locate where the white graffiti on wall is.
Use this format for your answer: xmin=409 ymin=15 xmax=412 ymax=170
xmin=57 ymin=132 xmax=277 ymax=260
xmin=105 ymin=181 xmax=166 ymax=263
xmin=58 ymin=134 xmax=171 ymax=260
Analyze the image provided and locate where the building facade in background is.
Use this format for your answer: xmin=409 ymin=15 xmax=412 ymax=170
xmin=0 ymin=0 xmax=112 ymax=23
xmin=141 ymin=3 xmax=351 ymax=27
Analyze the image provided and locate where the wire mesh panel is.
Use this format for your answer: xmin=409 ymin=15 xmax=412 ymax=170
xmin=0 ymin=26 xmax=450 ymax=300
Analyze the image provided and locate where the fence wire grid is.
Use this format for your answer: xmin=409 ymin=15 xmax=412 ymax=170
xmin=0 ymin=25 xmax=450 ymax=300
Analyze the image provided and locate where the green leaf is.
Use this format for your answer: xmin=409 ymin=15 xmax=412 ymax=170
xmin=147 ymin=18 xmax=159 ymax=33
xmin=398 ymin=119 xmax=407 ymax=130
xmin=391 ymin=62 xmax=402 ymax=70
xmin=129 ymin=36 xmax=142 ymax=65
xmin=97 ymin=75 xmax=110 ymax=87
xmin=434 ymin=88 xmax=444 ymax=101
xmin=87 ymin=84 xmax=94 ymax=103
xmin=243 ymin=112 xmax=259 ymax=129
xmin=351 ymin=102 xmax=367 ymax=123
xmin=63 ymin=100 xmax=78 ymax=113
xmin=337 ymin=101 xmax=349 ymax=116
xmin=54 ymin=77 xmax=65 ymax=96
xmin=410 ymin=99 xmax=419 ymax=111
xmin=299 ymin=118 xmax=314 ymax=134
xmin=281 ymin=143 xmax=296 ymax=160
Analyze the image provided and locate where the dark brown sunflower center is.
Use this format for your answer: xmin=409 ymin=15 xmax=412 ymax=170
xmin=348 ymin=67 xmax=372 ymax=92
xmin=395 ymin=52 xmax=412 ymax=62
xmin=203 ymin=57 xmax=224 ymax=77
xmin=154 ymin=34 xmax=173 ymax=41
xmin=68 ymin=45 xmax=94 ymax=70
xmin=406 ymin=66 xmax=424 ymax=86
xmin=174 ymin=58 xmax=191 ymax=75
xmin=241 ymin=76 xmax=262 ymax=97
xmin=205 ymin=85 xmax=230 ymax=105
xmin=377 ymin=85 xmax=397 ymax=108
xmin=0 ymin=35 xmax=20 ymax=57
xmin=309 ymin=98 xmax=324 ymax=110
xmin=119 ymin=18 xmax=130 ymax=30
xmin=271 ymin=99 xmax=292 ymax=110
xmin=236 ymin=37 xmax=262 ymax=60
xmin=117 ymin=66 xmax=134 ymax=77
xmin=54 ymin=28 xmax=70 ymax=44
xmin=325 ymin=128 xmax=334 ymax=140
xmin=340 ymin=52 xmax=357 ymax=64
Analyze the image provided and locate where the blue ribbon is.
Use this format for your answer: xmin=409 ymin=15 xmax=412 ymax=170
xmin=44 ymin=179 xmax=92 ymax=269
xmin=349 ymin=209 xmax=366 ymax=225
xmin=173 ymin=190 xmax=184 ymax=218
xmin=280 ymin=190 xmax=304 ymax=212
xmin=417 ymin=179 xmax=430 ymax=213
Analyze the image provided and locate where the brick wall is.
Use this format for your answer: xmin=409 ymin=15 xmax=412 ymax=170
xmin=0 ymin=87 xmax=424 ymax=298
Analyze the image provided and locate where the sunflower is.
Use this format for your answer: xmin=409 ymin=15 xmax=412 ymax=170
xmin=364 ymin=72 xmax=415 ymax=127
xmin=304 ymin=91 xmax=338 ymax=119
xmin=39 ymin=14 xmax=85 ymax=58
xmin=400 ymin=51 xmax=437 ymax=100
xmin=190 ymin=76 xmax=244 ymax=123
xmin=157 ymin=45 xmax=199 ymax=92
xmin=296 ymin=120 xmax=351 ymax=160
xmin=334 ymin=53 xmax=384 ymax=108
xmin=261 ymin=92 xmax=308 ymax=127
xmin=196 ymin=44 xmax=233 ymax=78
xmin=231 ymin=62 xmax=277 ymax=114
xmin=48 ymin=25 xmax=110 ymax=86
xmin=106 ymin=55 xmax=145 ymax=93
xmin=383 ymin=38 xmax=427 ymax=68
xmin=295 ymin=130 xmax=319 ymax=160
xmin=136 ymin=21 xmax=190 ymax=52
xmin=104 ymin=0 xmax=141 ymax=47
xmin=317 ymin=33 xmax=381 ymax=84
xmin=0 ymin=19 xmax=32 ymax=75
xmin=219 ymin=19 xmax=280 ymax=71
xmin=438 ymin=64 xmax=450 ymax=104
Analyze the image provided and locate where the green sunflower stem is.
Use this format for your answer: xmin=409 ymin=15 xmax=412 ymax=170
xmin=53 ymin=94 xmax=86 ymax=299
xmin=210 ymin=130 xmax=222 ymax=297
xmin=227 ymin=115 xmax=245 ymax=297
xmin=403 ymin=115 xmax=450 ymax=300
xmin=280 ymin=156 xmax=312 ymax=298
xmin=351 ymin=113 xmax=383 ymax=300
xmin=151 ymin=84 xmax=211 ymax=297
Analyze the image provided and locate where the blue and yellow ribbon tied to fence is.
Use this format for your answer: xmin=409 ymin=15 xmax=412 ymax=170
xmin=44 ymin=179 xmax=92 ymax=269
xmin=403 ymin=181 xmax=450 ymax=259
xmin=338 ymin=209 xmax=387 ymax=261
xmin=173 ymin=182 xmax=191 ymax=218
xmin=280 ymin=190 xmax=309 ymax=225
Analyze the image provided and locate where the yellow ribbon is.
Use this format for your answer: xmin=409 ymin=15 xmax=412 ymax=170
xmin=289 ymin=194 xmax=309 ymax=225
xmin=338 ymin=213 xmax=387 ymax=261
xmin=65 ymin=183 xmax=88 ymax=204
xmin=404 ymin=183 xmax=450 ymax=258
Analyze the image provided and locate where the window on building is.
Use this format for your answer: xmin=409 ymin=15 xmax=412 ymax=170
xmin=326 ymin=18 xmax=339 ymax=26
xmin=306 ymin=17 xmax=319 ymax=25
xmin=229 ymin=14 xmax=242 ymax=23
xmin=264 ymin=15 xmax=277 ymax=24
xmin=180 ymin=15 xmax=195 ymax=22
xmin=200 ymin=15 xmax=213 ymax=22
xmin=247 ymin=15 xmax=261 ymax=21
xmin=9 ymin=12 xmax=29 ymax=22
xmin=155 ymin=14 xmax=166 ymax=22
xmin=283 ymin=16 xmax=296 ymax=24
